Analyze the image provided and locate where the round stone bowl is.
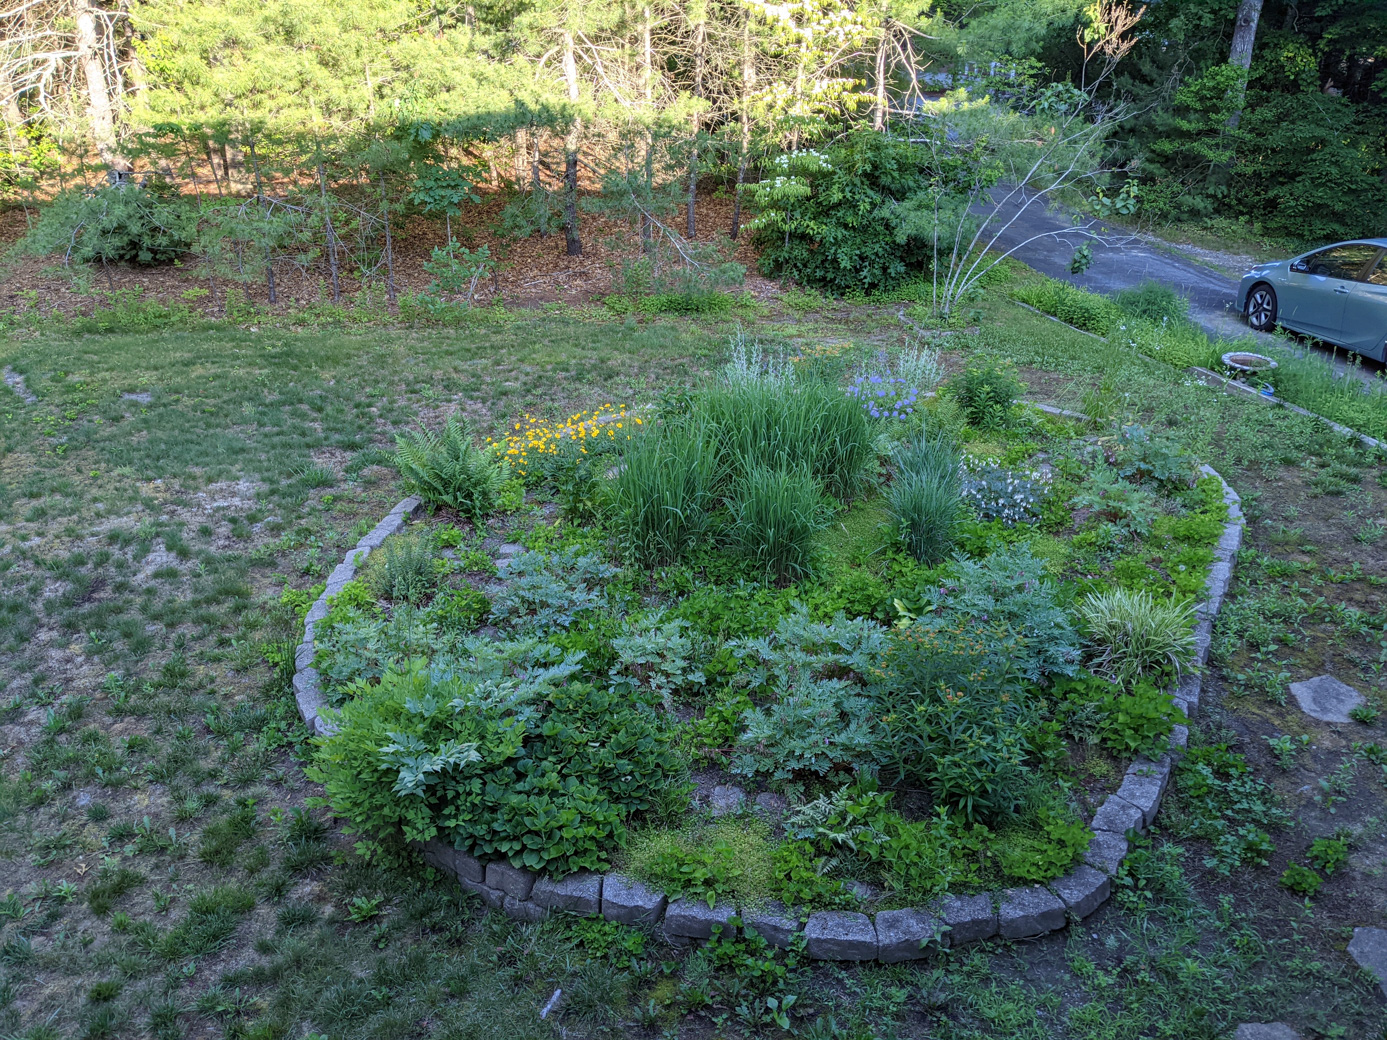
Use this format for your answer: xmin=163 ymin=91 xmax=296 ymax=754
xmin=1221 ymin=351 xmax=1278 ymax=378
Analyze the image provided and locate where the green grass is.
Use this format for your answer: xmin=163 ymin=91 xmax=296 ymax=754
xmin=0 ymin=296 xmax=1384 ymax=1039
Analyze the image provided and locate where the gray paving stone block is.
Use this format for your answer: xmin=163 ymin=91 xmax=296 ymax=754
xmin=1048 ymin=866 xmax=1111 ymax=920
xmin=1290 ymin=674 xmax=1365 ymax=724
xmin=1193 ymin=618 xmax=1214 ymax=666
xmin=1348 ymin=926 xmax=1387 ymax=998
xmin=325 ymin=562 xmax=356 ymax=596
xmin=531 ymin=873 xmax=602 ymax=915
xmin=1090 ymin=794 xmax=1144 ymax=835
xmin=874 ymin=908 xmax=945 ymax=962
xmin=305 ymin=598 xmax=330 ymax=625
xmin=753 ymin=791 xmax=788 ymax=817
xmin=484 ymin=861 xmax=537 ymax=900
xmin=998 ymin=885 xmax=1067 ymax=939
xmin=664 ymin=899 xmax=737 ymax=940
xmin=292 ymin=668 xmax=323 ymax=725
xmin=1117 ymin=773 xmax=1165 ymax=828
xmin=1217 ymin=523 xmax=1243 ymax=558
xmin=1233 ymin=1025 xmax=1301 ymax=1040
xmin=742 ymin=902 xmax=801 ymax=948
xmin=503 ymin=896 xmax=548 ymax=924
xmin=295 ymin=641 xmax=315 ymax=671
xmin=804 ymin=912 xmax=878 ymax=961
xmin=939 ymin=893 xmax=995 ymax=945
xmin=1082 ymin=830 xmax=1129 ymax=876
xmin=601 ymin=875 xmax=668 ymax=925
xmin=462 ymin=878 xmax=505 ymax=910
xmin=1170 ymin=724 xmax=1189 ymax=749
xmin=1176 ymin=672 xmax=1202 ymax=713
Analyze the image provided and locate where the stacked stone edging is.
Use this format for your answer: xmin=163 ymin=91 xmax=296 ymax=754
xmin=293 ymin=464 xmax=1244 ymax=962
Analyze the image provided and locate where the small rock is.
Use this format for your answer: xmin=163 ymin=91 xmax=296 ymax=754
xmin=1290 ymin=675 xmax=1365 ymax=724
xmin=1233 ymin=1025 xmax=1301 ymax=1040
xmin=1091 ymin=794 xmax=1144 ymax=835
xmin=845 ymin=880 xmax=880 ymax=904
xmin=1348 ymin=926 xmax=1387 ymax=998
xmin=74 ymin=789 xmax=93 ymax=809
xmin=531 ymin=873 xmax=602 ymax=916
xmin=1083 ymin=830 xmax=1129 ymax=876
xmin=709 ymin=785 xmax=746 ymax=816
xmin=1048 ymin=865 xmax=1111 ymax=920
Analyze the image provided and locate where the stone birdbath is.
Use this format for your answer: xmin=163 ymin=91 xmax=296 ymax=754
xmin=1221 ymin=351 xmax=1278 ymax=394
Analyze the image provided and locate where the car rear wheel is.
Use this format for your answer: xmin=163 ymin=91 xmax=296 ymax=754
xmin=1245 ymin=284 xmax=1278 ymax=331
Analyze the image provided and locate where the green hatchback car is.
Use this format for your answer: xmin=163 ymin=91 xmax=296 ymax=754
xmin=1238 ymin=238 xmax=1387 ymax=362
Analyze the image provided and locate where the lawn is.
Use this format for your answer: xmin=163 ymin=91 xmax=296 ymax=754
xmin=1 ymin=292 xmax=1385 ymax=1040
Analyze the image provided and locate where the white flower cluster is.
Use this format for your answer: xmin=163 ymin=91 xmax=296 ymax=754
xmin=961 ymin=463 xmax=1051 ymax=526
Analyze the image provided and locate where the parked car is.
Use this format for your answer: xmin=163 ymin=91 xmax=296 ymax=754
xmin=1237 ymin=238 xmax=1387 ymax=362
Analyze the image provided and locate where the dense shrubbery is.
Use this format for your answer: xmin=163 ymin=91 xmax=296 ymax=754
xmin=23 ymin=182 xmax=194 ymax=266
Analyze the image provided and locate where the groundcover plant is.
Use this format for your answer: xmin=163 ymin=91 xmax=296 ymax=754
xmin=309 ymin=337 xmax=1222 ymax=912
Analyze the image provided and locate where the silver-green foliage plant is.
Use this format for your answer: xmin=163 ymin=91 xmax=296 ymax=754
xmin=488 ymin=548 xmax=620 ymax=636
xmin=730 ymin=609 xmax=892 ymax=691
xmin=395 ymin=414 xmax=508 ymax=523
xmin=1078 ymin=588 xmax=1197 ymax=686
xmin=888 ymin=433 xmax=962 ymax=564
xmin=610 ymin=614 xmax=706 ymax=703
xmin=729 ymin=464 xmax=824 ymax=583
xmin=731 ymin=676 xmax=882 ymax=782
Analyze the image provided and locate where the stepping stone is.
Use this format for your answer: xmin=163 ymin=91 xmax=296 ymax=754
xmin=709 ymin=785 xmax=746 ymax=816
xmin=1290 ymin=675 xmax=1365 ymax=724
xmin=1234 ymin=1025 xmax=1301 ymax=1040
xmin=1348 ymin=926 xmax=1387 ymax=997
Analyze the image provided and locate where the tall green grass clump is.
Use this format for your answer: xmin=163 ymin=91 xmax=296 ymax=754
xmin=697 ymin=377 xmax=873 ymax=501
xmin=1078 ymin=588 xmax=1196 ymax=686
xmin=611 ymin=422 xmax=723 ymax=566
xmin=1114 ymin=280 xmax=1189 ymax=325
xmin=1264 ymin=345 xmax=1387 ymax=441
xmin=1011 ymin=279 xmax=1124 ymax=336
xmin=729 ymin=463 xmax=824 ymax=582
xmin=888 ymin=434 xmax=962 ymax=564
xmin=395 ymin=414 xmax=508 ymax=523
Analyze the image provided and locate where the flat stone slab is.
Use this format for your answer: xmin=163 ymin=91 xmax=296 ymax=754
xmin=1083 ymin=830 xmax=1129 ymax=876
xmin=1290 ymin=675 xmax=1365 ymax=724
xmin=804 ymin=911 xmax=877 ymax=961
xmin=709 ymin=785 xmax=746 ymax=816
xmin=875 ymin=908 xmax=945 ymax=962
xmin=998 ymin=885 xmax=1067 ymax=939
xmin=1091 ymin=794 xmax=1144 ymax=836
xmin=1048 ymin=865 xmax=1110 ymax=920
xmin=1233 ymin=1025 xmax=1301 ymax=1040
xmin=1348 ymin=926 xmax=1387 ymax=997
xmin=664 ymin=899 xmax=737 ymax=940
xmin=601 ymin=875 xmax=667 ymax=925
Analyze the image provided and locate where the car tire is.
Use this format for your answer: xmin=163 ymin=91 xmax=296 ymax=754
xmin=1245 ymin=283 xmax=1278 ymax=332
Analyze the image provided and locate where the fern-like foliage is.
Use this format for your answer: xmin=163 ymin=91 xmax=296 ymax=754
xmin=395 ymin=414 xmax=508 ymax=523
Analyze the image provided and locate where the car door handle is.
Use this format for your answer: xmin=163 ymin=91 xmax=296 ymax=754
xmin=1334 ymin=286 xmax=1351 ymax=294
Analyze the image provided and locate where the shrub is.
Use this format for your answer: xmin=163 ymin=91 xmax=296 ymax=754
xmin=949 ymin=361 xmax=1025 ymax=430
xmin=312 ymin=662 xmax=683 ymax=874
xmin=23 ymin=181 xmax=194 ymax=266
xmin=1078 ymin=588 xmax=1197 ymax=686
xmin=395 ymin=414 xmax=508 ymax=523
xmin=996 ymin=811 xmax=1094 ymax=882
xmin=888 ymin=434 xmax=962 ymax=565
xmin=1114 ymin=280 xmax=1189 ymax=324
xmin=1307 ymin=836 xmax=1349 ymax=874
xmin=1011 ymin=279 xmax=1124 ymax=336
xmin=365 ymin=533 xmax=439 ymax=605
xmin=427 ymin=584 xmax=491 ymax=632
xmin=610 ymin=422 xmax=721 ymax=567
xmin=1115 ymin=425 xmax=1196 ymax=490
xmin=960 ymin=463 xmax=1050 ymax=525
xmin=844 ymin=373 xmax=921 ymax=422
xmin=729 ymin=464 xmax=823 ymax=582
xmin=488 ymin=547 xmax=620 ymax=636
xmin=610 ymin=615 xmax=706 ymax=702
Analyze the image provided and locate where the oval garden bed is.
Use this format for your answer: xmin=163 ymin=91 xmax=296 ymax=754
xmin=292 ymin=343 xmax=1243 ymax=961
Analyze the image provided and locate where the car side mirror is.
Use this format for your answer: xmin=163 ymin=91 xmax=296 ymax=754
xmin=1290 ymin=259 xmax=1309 ymax=273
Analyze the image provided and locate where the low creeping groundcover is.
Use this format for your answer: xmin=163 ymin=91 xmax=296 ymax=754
xmin=306 ymin=338 xmax=1227 ymax=914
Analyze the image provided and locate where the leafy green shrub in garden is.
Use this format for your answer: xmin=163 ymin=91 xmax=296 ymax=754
xmin=363 ymin=532 xmax=440 ymax=605
xmin=22 ymin=181 xmax=194 ymax=266
xmin=312 ymin=661 xmax=683 ymax=873
xmin=611 ymin=421 xmax=722 ymax=567
xmin=1115 ymin=425 xmax=1196 ymax=490
xmin=429 ymin=584 xmax=491 ymax=632
xmin=488 ymin=547 xmax=620 ymax=636
xmin=995 ymin=810 xmax=1094 ymax=882
xmin=949 ymin=361 xmax=1026 ymax=430
xmin=729 ymin=464 xmax=824 ymax=582
xmin=888 ymin=434 xmax=962 ymax=564
xmin=1052 ymin=672 xmax=1183 ymax=756
xmin=1078 ymin=588 xmax=1196 ymax=686
xmin=395 ymin=414 xmax=508 ymax=523
xmin=731 ymin=676 xmax=881 ymax=783
xmin=610 ymin=615 xmax=706 ymax=702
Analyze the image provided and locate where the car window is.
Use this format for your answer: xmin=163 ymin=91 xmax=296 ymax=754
xmin=1366 ymin=253 xmax=1387 ymax=286
xmin=1304 ymin=244 xmax=1380 ymax=281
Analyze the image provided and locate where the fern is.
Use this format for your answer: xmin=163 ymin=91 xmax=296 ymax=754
xmin=394 ymin=414 xmax=508 ymax=522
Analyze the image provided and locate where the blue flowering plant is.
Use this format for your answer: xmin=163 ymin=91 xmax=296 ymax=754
xmin=845 ymin=373 xmax=921 ymax=422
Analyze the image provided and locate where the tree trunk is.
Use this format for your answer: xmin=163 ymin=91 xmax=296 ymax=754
xmin=380 ymin=172 xmax=398 ymax=306
xmin=531 ymin=131 xmax=549 ymax=238
xmin=75 ymin=2 xmax=122 ymax=172
xmin=0 ymin=67 xmax=22 ymax=129
xmin=873 ymin=21 xmax=889 ymax=131
xmin=641 ymin=4 xmax=654 ymax=251
xmin=687 ymin=11 xmax=706 ymax=241
xmin=1227 ymin=0 xmax=1263 ymax=129
xmin=562 ymin=30 xmax=582 ymax=257
xmin=730 ymin=8 xmax=753 ymax=240
xmin=247 ymin=138 xmax=277 ymax=304
xmin=316 ymin=154 xmax=342 ymax=303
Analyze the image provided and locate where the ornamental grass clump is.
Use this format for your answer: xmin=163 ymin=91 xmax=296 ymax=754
xmin=888 ymin=433 xmax=962 ymax=564
xmin=1078 ymin=587 xmax=1197 ymax=686
xmin=729 ymin=463 xmax=824 ymax=582
xmin=611 ymin=422 xmax=722 ymax=567
xmin=395 ymin=414 xmax=507 ymax=523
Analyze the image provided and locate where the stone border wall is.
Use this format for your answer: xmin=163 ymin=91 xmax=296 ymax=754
xmin=292 ymin=464 xmax=1244 ymax=961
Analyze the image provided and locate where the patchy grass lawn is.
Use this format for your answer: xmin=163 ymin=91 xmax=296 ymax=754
xmin=1 ymin=296 xmax=1385 ymax=1040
